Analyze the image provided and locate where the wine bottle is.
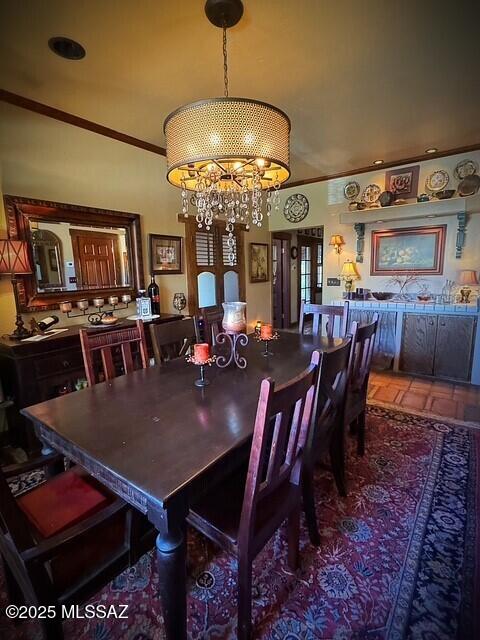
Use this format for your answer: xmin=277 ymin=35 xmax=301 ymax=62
xmin=37 ymin=315 xmax=59 ymax=331
xmin=147 ymin=275 xmax=160 ymax=315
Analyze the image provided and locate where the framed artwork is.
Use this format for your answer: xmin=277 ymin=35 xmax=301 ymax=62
xmin=149 ymin=234 xmax=182 ymax=274
xmin=249 ymin=242 xmax=269 ymax=283
xmin=385 ymin=165 xmax=420 ymax=198
xmin=371 ymin=226 xmax=446 ymax=275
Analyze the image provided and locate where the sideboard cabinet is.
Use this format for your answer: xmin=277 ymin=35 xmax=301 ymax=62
xmin=0 ymin=314 xmax=179 ymax=454
xmin=400 ymin=313 xmax=476 ymax=381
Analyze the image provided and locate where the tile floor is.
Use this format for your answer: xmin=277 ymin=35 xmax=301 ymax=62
xmin=368 ymin=370 xmax=480 ymax=425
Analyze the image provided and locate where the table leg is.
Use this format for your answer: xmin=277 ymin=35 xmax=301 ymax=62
xmin=149 ymin=500 xmax=188 ymax=640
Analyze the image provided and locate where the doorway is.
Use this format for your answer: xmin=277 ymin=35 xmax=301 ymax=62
xmin=272 ymin=233 xmax=291 ymax=328
xmin=298 ymin=229 xmax=323 ymax=308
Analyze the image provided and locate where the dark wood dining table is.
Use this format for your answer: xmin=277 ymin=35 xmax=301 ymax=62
xmin=21 ymin=331 xmax=346 ymax=639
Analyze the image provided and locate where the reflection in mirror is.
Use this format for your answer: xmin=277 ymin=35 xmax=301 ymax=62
xmin=30 ymin=220 xmax=131 ymax=293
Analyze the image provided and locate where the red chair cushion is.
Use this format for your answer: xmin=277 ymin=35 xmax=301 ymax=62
xmin=17 ymin=466 xmax=112 ymax=538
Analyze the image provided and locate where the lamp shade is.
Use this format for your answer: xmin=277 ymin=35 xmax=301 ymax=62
xmin=458 ymin=270 xmax=479 ymax=286
xmin=164 ymin=97 xmax=290 ymax=190
xmin=0 ymin=239 xmax=32 ymax=275
xmin=340 ymin=260 xmax=359 ymax=278
xmin=329 ymin=234 xmax=345 ymax=247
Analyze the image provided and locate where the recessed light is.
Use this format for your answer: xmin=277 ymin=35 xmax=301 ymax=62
xmin=373 ymin=159 xmax=384 ymax=165
xmin=48 ymin=36 xmax=86 ymax=60
xmin=425 ymin=148 xmax=438 ymax=154
xmin=376 ymin=220 xmax=384 ymax=223
xmin=427 ymin=214 xmax=436 ymax=218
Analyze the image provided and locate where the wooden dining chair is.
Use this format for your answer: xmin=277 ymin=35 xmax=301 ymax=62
xmin=0 ymin=454 xmax=153 ymax=640
xmin=149 ymin=317 xmax=196 ymax=365
xmin=79 ymin=319 xmax=148 ymax=386
xmin=187 ymin=351 xmax=321 ymax=640
xmin=345 ymin=314 xmax=379 ymax=456
xmin=302 ymin=338 xmax=352 ymax=545
xmin=197 ymin=305 xmax=224 ymax=345
xmin=299 ymin=300 xmax=349 ymax=338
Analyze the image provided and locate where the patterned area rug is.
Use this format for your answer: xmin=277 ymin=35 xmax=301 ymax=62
xmin=1 ymin=406 xmax=478 ymax=639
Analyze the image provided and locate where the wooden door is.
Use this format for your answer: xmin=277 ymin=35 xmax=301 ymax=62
xmin=434 ymin=315 xmax=476 ymax=381
xmin=272 ymin=235 xmax=290 ymax=328
xmin=399 ymin=313 xmax=437 ymax=375
xmin=298 ymin=236 xmax=323 ymax=307
xmin=70 ymin=229 xmax=121 ymax=288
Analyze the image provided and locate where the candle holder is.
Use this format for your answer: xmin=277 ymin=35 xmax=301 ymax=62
xmin=186 ymin=354 xmax=217 ymax=387
xmin=216 ymin=331 xmax=249 ymax=369
xmin=254 ymin=331 xmax=279 ymax=357
xmin=59 ymin=296 xmax=132 ymax=325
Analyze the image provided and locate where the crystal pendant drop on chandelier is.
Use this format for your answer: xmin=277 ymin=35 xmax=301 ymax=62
xmin=163 ymin=0 xmax=290 ymax=264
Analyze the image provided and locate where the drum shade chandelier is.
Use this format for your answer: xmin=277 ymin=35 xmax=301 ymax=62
xmin=164 ymin=0 xmax=291 ymax=263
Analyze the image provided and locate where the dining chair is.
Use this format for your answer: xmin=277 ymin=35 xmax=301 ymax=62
xmin=345 ymin=313 xmax=379 ymax=455
xmin=302 ymin=338 xmax=352 ymax=545
xmin=149 ymin=317 xmax=196 ymax=365
xmin=187 ymin=350 xmax=321 ymax=640
xmin=298 ymin=300 xmax=349 ymax=338
xmin=0 ymin=453 xmax=153 ymax=640
xmin=79 ymin=319 xmax=148 ymax=386
xmin=197 ymin=305 xmax=224 ymax=345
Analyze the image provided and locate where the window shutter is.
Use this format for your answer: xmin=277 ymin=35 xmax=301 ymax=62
xmin=195 ymin=231 xmax=216 ymax=267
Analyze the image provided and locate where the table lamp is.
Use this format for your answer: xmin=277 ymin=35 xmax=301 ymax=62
xmin=0 ymin=239 xmax=33 ymax=339
xmin=458 ymin=270 xmax=478 ymax=304
xmin=340 ymin=259 xmax=360 ymax=293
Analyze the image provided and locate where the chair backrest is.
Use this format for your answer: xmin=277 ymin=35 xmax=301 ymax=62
xmin=149 ymin=318 xmax=196 ymax=365
xmin=199 ymin=306 xmax=224 ymax=345
xmin=239 ymin=350 xmax=321 ymax=546
xmin=80 ymin=320 xmax=148 ymax=386
xmin=347 ymin=313 xmax=379 ymax=394
xmin=299 ymin=301 xmax=349 ymax=338
xmin=308 ymin=338 xmax=352 ymax=456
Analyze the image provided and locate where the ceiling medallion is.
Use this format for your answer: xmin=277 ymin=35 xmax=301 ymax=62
xmin=284 ymin=194 xmax=309 ymax=223
xmin=163 ymin=0 xmax=291 ymax=264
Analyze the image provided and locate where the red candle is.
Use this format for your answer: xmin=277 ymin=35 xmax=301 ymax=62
xmin=194 ymin=343 xmax=210 ymax=364
xmin=260 ymin=323 xmax=273 ymax=340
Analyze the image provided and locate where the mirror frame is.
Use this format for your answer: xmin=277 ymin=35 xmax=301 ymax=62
xmin=4 ymin=194 xmax=144 ymax=312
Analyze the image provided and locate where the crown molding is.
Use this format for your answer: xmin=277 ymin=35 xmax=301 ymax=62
xmin=0 ymin=88 xmax=166 ymax=156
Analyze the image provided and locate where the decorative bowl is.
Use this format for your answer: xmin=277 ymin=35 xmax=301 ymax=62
xmin=371 ymin=292 xmax=395 ymax=301
xmin=435 ymin=189 xmax=455 ymax=200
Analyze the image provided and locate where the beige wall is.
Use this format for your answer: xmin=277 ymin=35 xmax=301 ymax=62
xmin=270 ymin=151 xmax=480 ymax=304
xmin=0 ymin=103 xmax=271 ymax=335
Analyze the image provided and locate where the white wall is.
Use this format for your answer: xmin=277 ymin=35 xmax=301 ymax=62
xmin=270 ymin=151 xmax=480 ymax=303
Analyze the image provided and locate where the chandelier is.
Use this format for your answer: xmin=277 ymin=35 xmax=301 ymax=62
xmin=164 ymin=0 xmax=290 ymax=263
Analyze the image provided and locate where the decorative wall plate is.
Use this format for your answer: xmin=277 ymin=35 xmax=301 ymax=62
xmin=454 ymin=159 xmax=478 ymax=180
xmin=362 ymin=184 xmax=381 ymax=204
xmin=425 ymin=169 xmax=449 ymax=192
xmin=283 ymin=193 xmax=309 ymax=223
xmin=458 ymin=174 xmax=480 ymax=196
xmin=344 ymin=181 xmax=360 ymax=201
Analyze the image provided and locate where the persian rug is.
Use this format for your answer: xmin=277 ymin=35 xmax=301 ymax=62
xmin=1 ymin=406 xmax=478 ymax=640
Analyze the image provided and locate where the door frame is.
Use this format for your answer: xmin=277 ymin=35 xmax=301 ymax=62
xmin=297 ymin=234 xmax=323 ymax=313
xmin=271 ymin=232 xmax=291 ymax=328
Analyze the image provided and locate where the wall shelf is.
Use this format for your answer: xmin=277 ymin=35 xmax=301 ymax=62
xmin=339 ymin=194 xmax=480 ymax=225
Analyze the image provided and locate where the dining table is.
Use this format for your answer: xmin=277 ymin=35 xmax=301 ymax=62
xmin=21 ymin=331 xmax=347 ymax=639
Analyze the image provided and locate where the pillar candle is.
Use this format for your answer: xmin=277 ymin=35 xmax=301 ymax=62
xmin=260 ymin=323 xmax=273 ymax=340
xmin=194 ymin=343 xmax=210 ymax=364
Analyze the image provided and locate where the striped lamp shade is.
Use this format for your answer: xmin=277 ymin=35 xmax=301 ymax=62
xmin=0 ymin=239 xmax=32 ymax=274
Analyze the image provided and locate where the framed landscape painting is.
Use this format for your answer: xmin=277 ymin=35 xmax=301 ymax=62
xmin=149 ymin=234 xmax=183 ymax=274
xmin=249 ymin=242 xmax=269 ymax=283
xmin=371 ymin=226 xmax=446 ymax=275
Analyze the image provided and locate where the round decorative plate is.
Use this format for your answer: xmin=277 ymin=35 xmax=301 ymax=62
xmin=283 ymin=193 xmax=309 ymax=223
xmin=425 ymin=169 xmax=449 ymax=192
xmin=362 ymin=184 xmax=381 ymax=204
xmin=454 ymin=159 xmax=478 ymax=180
xmin=458 ymin=174 xmax=480 ymax=196
xmin=344 ymin=181 xmax=360 ymax=201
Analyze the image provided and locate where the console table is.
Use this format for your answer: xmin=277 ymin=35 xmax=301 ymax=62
xmin=0 ymin=313 xmax=180 ymax=453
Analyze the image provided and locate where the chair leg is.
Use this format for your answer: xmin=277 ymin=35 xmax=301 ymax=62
xmin=237 ymin=554 xmax=252 ymax=640
xmin=2 ymin=558 xmax=24 ymax=606
xmin=330 ymin=428 xmax=347 ymax=498
xmin=349 ymin=416 xmax=358 ymax=435
xmin=287 ymin=505 xmax=300 ymax=571
xmin=357 ymin=410 xmax=366 ymax=456
xmin=302 ymin=469 xmax=320 ymax=546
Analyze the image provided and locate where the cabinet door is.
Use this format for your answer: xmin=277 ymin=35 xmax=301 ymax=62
xmin=434 ymin=315 xmax=476 ymax=381
xmin=400 ymin=313 xmax=437 ymax=375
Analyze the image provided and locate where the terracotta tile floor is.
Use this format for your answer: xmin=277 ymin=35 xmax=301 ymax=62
xmin=368 ymin=370 xmax=480 ymax=425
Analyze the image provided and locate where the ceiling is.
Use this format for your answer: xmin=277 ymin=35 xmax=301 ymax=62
xmin=1 ymin=0 xmax=479 ymax=183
